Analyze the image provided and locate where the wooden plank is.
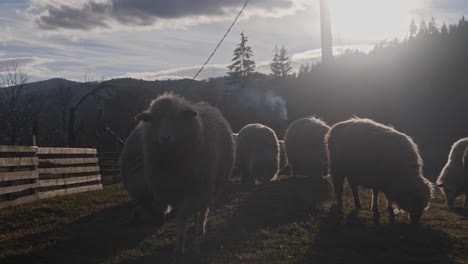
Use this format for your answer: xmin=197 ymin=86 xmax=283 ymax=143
xmin=39 ymin=175 xmax=101 ymax=187
xmin=0 ymin=170 xmax=38 ymax=182
xmin=0 ymin=157 xmax=39 ymax=167
xmin=39 ymin=158 xmax=98 ymax=165
xmin=0 ymin=145 xmax=37 ymax=153
xmin=37 ymin=147 xmax=97 ymax=155
xmin=99 ymin=158 xmax=121 ymax=162
xmin=100 ymin=162 xmax=119 ymax=166
xmin=101 ymin=169 xmax=119 ymax=172
xmin=98 ymin=152 xmax=121 ymax=155
xmin=0 ymin=182 xmax=37 ymax=195
xmin=38 ymin=166 xmax=100 ymax=175
xmin=38 ymin=184 xmax=103 ymax=200
xmin=0 ymin=194 xmax=39 ymax=209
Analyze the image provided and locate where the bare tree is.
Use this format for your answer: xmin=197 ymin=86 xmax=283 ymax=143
xmin=67 ymin=76 xmax=114 ymax=147
xmin=0 ymin=64 xmax=41 ymax=145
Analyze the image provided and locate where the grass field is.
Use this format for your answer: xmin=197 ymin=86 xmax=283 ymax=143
xmin=1 ymin=176 xmax=467 ymax=264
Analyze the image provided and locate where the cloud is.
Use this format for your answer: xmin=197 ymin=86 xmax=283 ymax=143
xmin=122 ymin=44 xmax=375 ymax=81
xmin=0 ymin=57 xmax=57 ymax=82
xmin=410 ymin=0 xmax=468 ymax=24
xmin=0 ymin=57 xmax=53 ymax=70
xmin=30 ymin=0 xmax=295 ymax=30
xmin=124 ymin=64 xmax=229 ymax=80
xmin=291 ymin=44 xmax=374 ymax=61
xmin=424 ymin=0 xmax=468 ymax=13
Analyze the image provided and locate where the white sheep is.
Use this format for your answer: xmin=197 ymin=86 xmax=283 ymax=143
xmin=236 ymin=123 xmax=280 ymax=185
xmin=284 ymin=117 xmax=329 ymax=177
xmin=135 ymin=93 xmax=235 ymax=254
xmin=436 ymin=137 xmax=468 ymax=208
xmin=120 ymin=124 xmax=166 ymax=225
xmin=326 ymin=118 xmax=433 ymax=223
xmin=278 ymin=139 xmax=288 ymax=171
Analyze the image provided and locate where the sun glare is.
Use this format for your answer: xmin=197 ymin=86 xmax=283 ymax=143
xmin=329 ymin=0 xmax=419 ymax=41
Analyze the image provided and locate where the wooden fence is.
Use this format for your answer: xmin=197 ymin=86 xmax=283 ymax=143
xmin=0 ymin=146 xmax=102 ymax=209
xmin=98 ymin=152 xmax=120 ymax=175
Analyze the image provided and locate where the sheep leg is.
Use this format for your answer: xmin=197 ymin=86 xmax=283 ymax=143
xmin=332 ymin=176 xmax=345 ymax=208
xmin=447 ymin=194 xmax=456 ymax=209
xmin=196 ymin=207 xmax=210 ymax=236
xmin=291 ymin=167 xmax=297 ymax=178
xmin=372 ymin=189 xmax=380 ymax=223
xmin=193 ymin=212 xmax=199 ymax=234
xmin=350 ymin=184 xmax=362 ymax=209
xmin=241 ymin=170 xmax=247 ymax=185
xmin=386 ymin=197 xmax=395 ymax=224
xmin=464 ymin=193 xmax=468 ymax=209
xmin=249 ymin=173 xmax=255 ymax=185
xmin=175 ymin=213 xmax=187 ymax=254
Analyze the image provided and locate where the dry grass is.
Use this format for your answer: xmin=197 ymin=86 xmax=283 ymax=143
xmin=1 ymin=176 xmax=467 ymax=264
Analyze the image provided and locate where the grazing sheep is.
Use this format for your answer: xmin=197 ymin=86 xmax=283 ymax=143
xmin=284 ymin=117 xmax=329 ymax=178
xmin=465 ymin=146 xmax=468 ymax=196
xmin=436 ymin=138 xmax=468 ymax=208
xmin=120 ymin=125 xmax=167 ymax=226
xmin=135 ymin=93 xmax=235 ymax=254
xmin=236 ymin=124 xmax=280 ymax=185
xmin=278 ymin=140 xmax=288 ymax=171
xmin=326 ymin=118 xmax=433 ymax=223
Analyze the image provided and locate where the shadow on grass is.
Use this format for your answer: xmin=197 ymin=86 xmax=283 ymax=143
xmin=300 ymin=204 xmax=456 ymax=264
xmin=449 ymin=206 xmax=468 ymax=217
xmin=126 ymin=176 xmax=331 ymax=264
xmin=2 ymin=177 xmax=331 ymax=264
xmin=230 ymin=176 xmax=330 ymax=231
xmin=1 ymin=202 xmax=167 ymax=264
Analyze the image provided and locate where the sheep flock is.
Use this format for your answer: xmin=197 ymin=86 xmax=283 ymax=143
xmin=120 ymin=93 xmax=467 ymax=254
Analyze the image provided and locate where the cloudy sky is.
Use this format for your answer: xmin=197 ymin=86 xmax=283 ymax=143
xmin=0 ymin=0 xmax=467 ymax=81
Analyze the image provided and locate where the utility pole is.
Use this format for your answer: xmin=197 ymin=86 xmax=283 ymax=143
xmin=320 ymin=0 xmax=333 ymax=64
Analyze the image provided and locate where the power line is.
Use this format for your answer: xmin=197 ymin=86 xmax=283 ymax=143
xmin=181 ymin=0 xmax=250 ymax=92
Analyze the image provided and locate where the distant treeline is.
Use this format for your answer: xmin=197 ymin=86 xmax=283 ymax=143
xmin=1 ymin=17 xmax=467 ymax=180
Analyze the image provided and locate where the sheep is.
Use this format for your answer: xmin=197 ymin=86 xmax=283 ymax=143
xmin=465 ymin=146 xmax=468 ymax=197
xmin=120 ymin=125 xmax=167 ymax=226
xmin=278 ymin=139 xmax=288 ymax=171
xmin=284 ymin=117 xmax=330 ymax=178
xmin=236 ymin=123 xmax=280 ymax=185
xmin=325 ymin=118 xmax=433 ymax=224
xmin=134 ymin=92 xmax=235 ymax=254
xmin=436 ymin=137 xmax=468 ymax=209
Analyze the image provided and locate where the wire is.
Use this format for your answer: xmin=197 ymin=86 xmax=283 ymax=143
xmin=181 ymin=0 xmax=250 ymax=92
xmin=104 ymin=126 xmax=125 ymax=144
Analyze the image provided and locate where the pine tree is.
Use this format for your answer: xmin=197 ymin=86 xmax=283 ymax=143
xmin=227 ymin=32 xmax=256 ymax=84
xmin=441 ymin=23 xmax=448 ymax=35
xmin=270 ymin=45 xmax=292 ymax=78
xmin=270 ymin=45 xmax=282 ymax=77
xmin=297 ymin=63 xmax=310 ymax=78
xmin=458 ymin=16 xmax=467 ymax=28
xmin=409 ymin=19 xmax=418 ymax=38
xmin=418 ymin=20 xmax=428 ymax=36
xmin=428 ymin=17 xmax=439 ymax=34
xmin=278 ymin=46 xmax=293 ymax=78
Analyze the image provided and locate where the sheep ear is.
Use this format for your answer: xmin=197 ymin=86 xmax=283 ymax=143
xmin=135 ymin=112 xmax=152 ymax=122
xmin=436 ymin=183 xmax=444 ymax=188
xmin=180 ymin=109 xmax=197 ymax=120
